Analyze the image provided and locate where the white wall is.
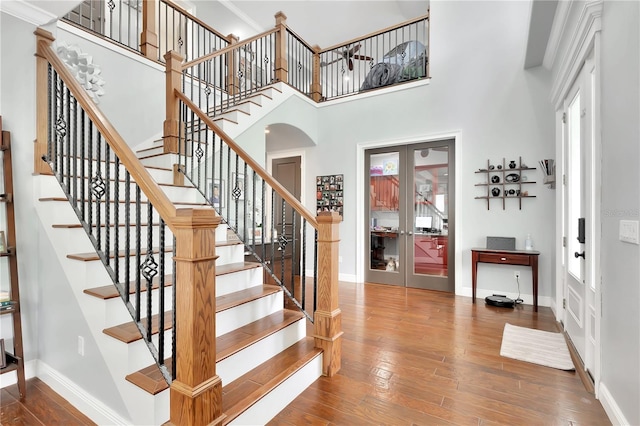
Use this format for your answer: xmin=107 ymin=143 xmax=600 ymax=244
xmin=56 ymin=22 xmax=166 ymax=148
xmin=598 ymin=1 xmax=640 ymax=424
xmin=0 ymin=12 xmax=131 ymax=420
xmin=294 ymin=0 xmax=555 ymax=303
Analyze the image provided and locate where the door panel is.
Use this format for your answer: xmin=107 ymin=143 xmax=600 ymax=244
xmin=564 ymin=64 xmax=588 ymax=364
xmin=365 ymin=140 xmax=454 ymax=291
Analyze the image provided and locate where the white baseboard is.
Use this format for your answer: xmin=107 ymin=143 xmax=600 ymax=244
xmin=37 ymin=360 xmax=131 ymax=425
xmin=598 ymin=382 xmax=630 ymax=425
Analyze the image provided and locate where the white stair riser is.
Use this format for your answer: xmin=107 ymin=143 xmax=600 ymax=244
xmin=216 ymin=243 xmax=246 ymax=265
xmin=216 ymin=319 xmax=306 ymax=385
xmin=216 ymin=291 xmax=283 ymax=336
xmin=144 ymin=167 xmax=174 ymax=184
xmin=121 ymin=374 xmax=170 ymax=426
xmin=102 ymin=285 xmax=174 ymax=326
xmin=231 ymin=353 xmax=323 ymax=426
xmin=216 ymin=267 xmax=264 ymax=296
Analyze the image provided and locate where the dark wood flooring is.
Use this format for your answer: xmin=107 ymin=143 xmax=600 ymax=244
xmin=270 ymin=282 xmax=611 ymax=425
xmin=1 ymin=377 xmax=96 ymax=425
xmin=0 ymin=282 xmax=610 ymax=425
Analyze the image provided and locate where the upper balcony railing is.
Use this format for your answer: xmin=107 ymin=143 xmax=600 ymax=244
xmin=63 ymin=1 xmax=429 ymax=102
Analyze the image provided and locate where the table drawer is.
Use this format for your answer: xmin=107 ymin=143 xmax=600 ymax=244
xmin=477 ymin=252 xmax=530 ymax=266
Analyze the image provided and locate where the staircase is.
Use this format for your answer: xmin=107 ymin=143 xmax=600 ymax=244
xmin=33 ymin=84 xmax=324 ymax=425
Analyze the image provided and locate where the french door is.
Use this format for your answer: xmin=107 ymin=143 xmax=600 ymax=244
xmin=563 ymin=52 xmax=597 ymax=377
xmin=365 ymin=140 xmax=455 ymax=291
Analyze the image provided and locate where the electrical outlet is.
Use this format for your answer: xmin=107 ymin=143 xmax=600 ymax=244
xmin=514 ymin=271 xmax=520 ymax=279
xmin=78 ymin=336 xmax=85 ymax=356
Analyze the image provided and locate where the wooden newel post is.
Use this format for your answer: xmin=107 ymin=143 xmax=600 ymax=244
xmin=169 ymin=208 xmax=226 ymax=426
xmin=313 ymin=211 xmax=343 ymax=376
xmin=311 ymin=45 xmax=322 ymax=102
xmin=274 ymin=11 xmax=288 ymax=83
xmin=140 ymin=0 xmax=159 ymax=61
xmin=226 ymin=34 xmax=239 ymax=95
xmin=164 ymin=51 xmax=182 ymax=155
xmin=34 ymin=28 xmax=55 ymax=175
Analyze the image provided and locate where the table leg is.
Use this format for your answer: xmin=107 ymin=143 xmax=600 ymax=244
xmin=531 ymin=255 xmax=538 ymax=312
xmin=471 ymin=251 xmax=478 ymax=303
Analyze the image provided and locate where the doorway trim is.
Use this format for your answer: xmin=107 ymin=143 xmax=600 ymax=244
xmin=356 ymin=131 xmax=462 ymax=294
xmin=550 ymin=1 xmax=602 ymax=398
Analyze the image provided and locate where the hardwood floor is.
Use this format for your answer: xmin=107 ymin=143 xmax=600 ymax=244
xmin=1 ymin=377 xmax=96 ymax=425
xmin=0 ymin=282 xmax=610 ymax=425
xmin=270 ymin=282 xmax=611 ymax=425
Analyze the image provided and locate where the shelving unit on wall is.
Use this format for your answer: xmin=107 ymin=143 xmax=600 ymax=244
xmin=474 ymin=157 xmax=536 ymax=210
xmin=0 ymin=117 xmax=26 ymax=398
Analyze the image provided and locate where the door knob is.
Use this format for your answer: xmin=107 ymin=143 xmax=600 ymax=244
xmin=399 ymin=230 xmax=405 ymax=235
xmin=408 ymin=231 xmax=413 ymax=236
xmin=574 ymin=251 xmax=585 ymax=259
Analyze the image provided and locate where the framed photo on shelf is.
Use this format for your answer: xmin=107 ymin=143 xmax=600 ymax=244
xmin=207 ymin=179 xmax=224 ymax=208
xmin=316 ymin=174 xmax=344 ymax=217
xmin=0 ymin=231 xmax=6 ymax=253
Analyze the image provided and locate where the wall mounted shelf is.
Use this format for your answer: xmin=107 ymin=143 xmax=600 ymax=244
xmin=475 ymin=157 xmax=536 ymax=210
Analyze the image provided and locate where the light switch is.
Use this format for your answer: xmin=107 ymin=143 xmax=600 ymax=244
xmin=619 ymin=220 xmax=640 ymax=244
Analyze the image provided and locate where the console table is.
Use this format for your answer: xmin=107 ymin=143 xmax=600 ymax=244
xmin=471 ymin=248 xmax=540 ymax=311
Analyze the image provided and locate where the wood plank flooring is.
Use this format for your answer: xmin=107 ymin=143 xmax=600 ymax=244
xmin=0 ymin=282 xmax=610 ymax=425
xmin=1 ymin=377 xmax=96 ymax=425
xmin=270 ymin=282 xmax=611 ymax=426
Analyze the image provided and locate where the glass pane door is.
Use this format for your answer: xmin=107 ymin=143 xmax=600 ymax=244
xmin=366 ymin=149 xmax=405 ymax=286
xmin=408 ymin=142 xmax=454 ymax=291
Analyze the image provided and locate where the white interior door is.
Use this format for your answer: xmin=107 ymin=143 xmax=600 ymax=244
xmin=563 ymin=53 xmax=597 ymax=377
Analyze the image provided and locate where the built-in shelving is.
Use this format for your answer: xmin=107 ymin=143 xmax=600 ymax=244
xmin=0 ymin=117 xmax=26 ymax=398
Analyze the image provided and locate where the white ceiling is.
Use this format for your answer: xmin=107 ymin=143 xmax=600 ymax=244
xmin=204 ymin=0 xmax=430 ymax=49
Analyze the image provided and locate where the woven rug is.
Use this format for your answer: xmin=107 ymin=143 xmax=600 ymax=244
xmin=500 ymin=323 xmax=575 ymax=370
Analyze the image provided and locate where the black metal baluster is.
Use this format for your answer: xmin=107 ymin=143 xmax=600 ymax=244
xmin=71 ymin=96 xmax=78 ymax=201
xmin=158 ymin=218 xmax=166 ymax=365
xmin=172 ymin=235 xmax=177 ymax=381
xmin=313 ymin=229 xmax=318 ymax=313
xmin=87 ymin=120 xmax=94 ymax=232
xmin=145 ymin=201 xmax=154 ymax=342
xmin=80 ymin=110 xmax=86 ymax=222
xmin=105 ymin=142 xmax=111 ymax=269
xmin=124 ymin=171 xmax=131 ymax=303
xmin=114 ymin=156 xmax=120 ymax=287
xmin=291 ymin=210 xmax=296 ymax=299
xmin=279 ymin=198 xmax=286 ymax=285
xmin=135 ymin=186 xmax=142 ymax=322
xmin=301 ymin=219 xmax=307 ymax=313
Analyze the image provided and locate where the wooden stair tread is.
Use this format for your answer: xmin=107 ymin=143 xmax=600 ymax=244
xmin=221 ymin=337 xmax=321 ymax=424
xmin=39 ymin=197 xmax=208 ymax=207
xmin=104 ymin=311 xmax=172 ymax=343
xmin=125 ymin=309 xmax=305 ymax=395
xmin=217 ymin=284 xmax=280 ymax=312
xmin=84 ymin=257 xmax=252 ymax=299
xmin=84 ymin=274 xmax=172 ymax=300
xmin=67 ymin=245 xmax=173 ymax=261
xmin=104 ymin=284 xmax=282 ymax=343
xmin=216 ymin=261 xmax=261 ymax=275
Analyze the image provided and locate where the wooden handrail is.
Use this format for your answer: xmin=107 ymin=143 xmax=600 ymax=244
xmin=182 ymin=27 xmax=279 ymax=70
xmin=175 ymin=89 xmax=319 ymax=228
xmin=35 ymin=29 xmax=178 ymax=227
xmin=319 ymin=13 xmax=429 ymax=54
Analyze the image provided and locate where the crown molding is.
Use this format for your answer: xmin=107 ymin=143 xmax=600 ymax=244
xmin=0 ymin=0 xmax=57 ymax=26
xmin=549 ymin=0 xmax=603 ymax=109
xmin=543 ymin=0 xmax=572 ymax=70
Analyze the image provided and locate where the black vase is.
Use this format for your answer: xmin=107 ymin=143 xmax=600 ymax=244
xmin=491 ymin=187 xmax=501 ymax=197
xmin=509 ymin=160 xmax=517 ymax=169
